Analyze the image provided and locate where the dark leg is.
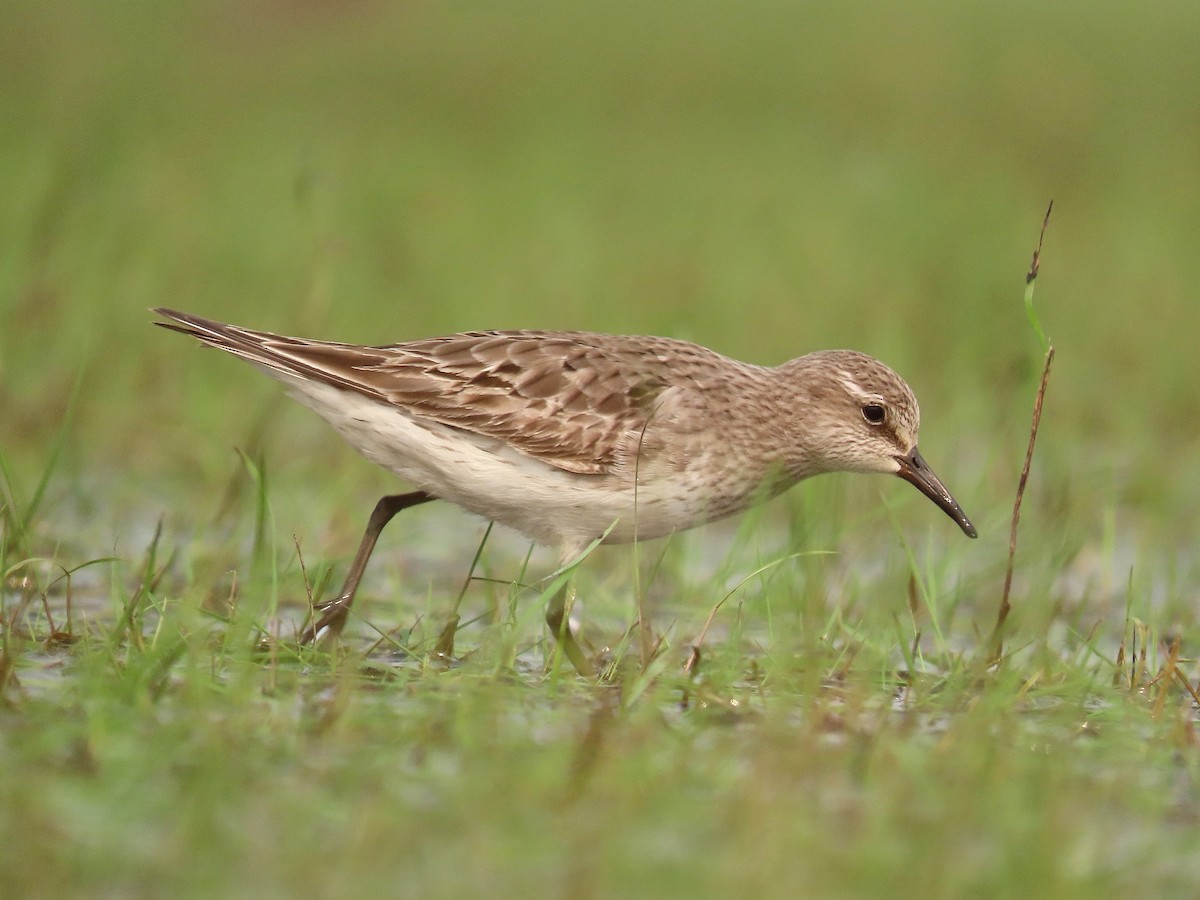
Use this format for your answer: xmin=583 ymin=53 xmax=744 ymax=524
xmin=300 ymin=491 xmax=435 ymax=644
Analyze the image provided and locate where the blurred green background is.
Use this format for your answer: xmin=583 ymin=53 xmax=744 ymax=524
xmin=2 ymin=0 xmax=1198 ymax=582
xmin=5 ymin=4 xmax=1200 ymax=897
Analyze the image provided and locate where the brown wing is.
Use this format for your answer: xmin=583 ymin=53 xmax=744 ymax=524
xmin=154 ymin=309 xmax=674 ymax=475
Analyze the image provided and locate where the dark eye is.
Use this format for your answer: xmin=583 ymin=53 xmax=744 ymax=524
xmin=862 ymin=403 xmax=886 ymax=425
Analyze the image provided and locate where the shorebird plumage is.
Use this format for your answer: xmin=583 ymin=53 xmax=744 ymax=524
xmin=154 ymin=308 xmax=975 ymax=674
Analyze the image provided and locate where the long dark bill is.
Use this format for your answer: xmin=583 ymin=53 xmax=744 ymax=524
xmin=894 ymin=448 xmax=977 ymax=538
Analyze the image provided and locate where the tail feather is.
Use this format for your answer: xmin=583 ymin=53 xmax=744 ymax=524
xmin=153 ymin=307 xmax=257 ymax=351
xmin=151 ymin=307 xmax=380 ymax=398
xmin=152 ymin=307 xmax=300 ymax=378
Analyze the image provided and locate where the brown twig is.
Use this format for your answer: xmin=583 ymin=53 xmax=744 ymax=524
xmin=1151 ymin=635 xmax=1182 ymax=720
xmin=991 ymin=347 xmax=1054 ymax=663
xmin=990 ymin=202 xmax=1056 ymax=664
xmin=1027 ymin=200 xmax=1053 ymax=284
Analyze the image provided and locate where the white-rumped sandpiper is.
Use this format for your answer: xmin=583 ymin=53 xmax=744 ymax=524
xmin=155 ymin=309 xmax=975 ymax=675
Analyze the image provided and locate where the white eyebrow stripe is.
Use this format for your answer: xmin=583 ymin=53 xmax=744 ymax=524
xmin=836 ymin=372 xmax=883 ymax=403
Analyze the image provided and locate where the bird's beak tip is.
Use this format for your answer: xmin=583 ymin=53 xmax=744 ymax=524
xmin=894 ymin=448 xmax=976 ymax=539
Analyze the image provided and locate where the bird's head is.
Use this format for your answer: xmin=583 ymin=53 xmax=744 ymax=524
xmin=780 ymin=350 xmax=976 ymax=538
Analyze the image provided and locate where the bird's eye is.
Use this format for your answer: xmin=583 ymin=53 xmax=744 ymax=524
xmin=862 ymin=403 xmax=886 ymax=425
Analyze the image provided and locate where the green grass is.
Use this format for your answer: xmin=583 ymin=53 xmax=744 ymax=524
xmin=4 ymin=1 xmax=1200 ymax=896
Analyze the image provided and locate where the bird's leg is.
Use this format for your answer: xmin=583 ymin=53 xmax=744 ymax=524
xmin=300 ymin=491 xmax=435 ymax=645
xmin=545 ymin=579 xmax=596 ymax=679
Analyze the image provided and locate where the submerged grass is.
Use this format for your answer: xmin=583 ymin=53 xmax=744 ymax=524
xmin=3 ymin=573 xmax=1197 ymax=897
xmin=3 ymin=1 xmax=1200 ymax=897
xmin=5 ymin=382 xmax=1197 ymax=897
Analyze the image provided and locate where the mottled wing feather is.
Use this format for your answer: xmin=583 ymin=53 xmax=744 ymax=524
xmin=340 ymin=334 xmax=669 ymax=475
xmin=154 ymin=310 xmax=670 ymax=475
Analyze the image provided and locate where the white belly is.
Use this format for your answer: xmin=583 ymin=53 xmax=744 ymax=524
xmin=275 ymin=375 xmax=761 ymax=556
